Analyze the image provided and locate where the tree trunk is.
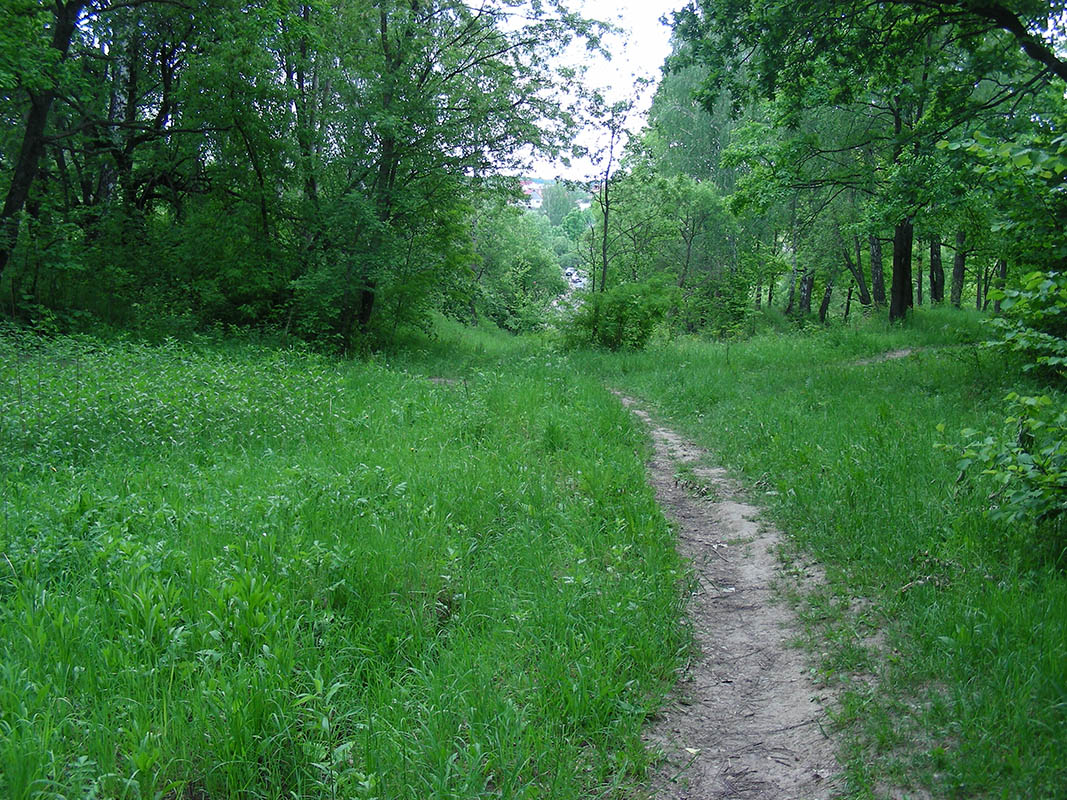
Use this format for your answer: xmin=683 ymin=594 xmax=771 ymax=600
xmin=929 ymin=235 xmax=945 ymax=302
xmin=357 ymin=285 xmax=376 ymax=330
xmin=0 ymin=1 xmax=86 ymax=285
xmin=678 ymin=224 xmax=695 ymax=288
xmin=785 ymin=244 xmax=799 ymax=314
xmin=843 ymin=242 xmax=872 ymax=306
xmin=854 ymin=234 xmax=872 ymax=305
xmin=785 ymin=202 xmax=798 ymax=314
xmin=799 ymin=269 xmax=814 ymax=315
xmin=599 ymin=183 xmax=609 ymax=293
xmin=596 ymin=115 xmax=622 ymax=294
xmin=915 ymin=235 xmax=924 ymax=305
xmin=843 ymin=284 xmax=854 ymax=321
xmin=295 ymin=4 xmax=320 ymax=209
xmin=870 ymin=234 xmax=886 ymax=305
xmin=767 ymin=280 xmax=773 ymax=307
xmin=889 ymin=219 xmax=914 ymax=321
xmin=818 ymin=274 xmax=835 ymax=323
xmin=994 ymin=259 xmax=1007 ymax=313
xmin=950 ymin=230 xmax=966 ymax=308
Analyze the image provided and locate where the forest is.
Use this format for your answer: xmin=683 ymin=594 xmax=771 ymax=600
xmin=1 ymin=0 xmax=1065 ymax=798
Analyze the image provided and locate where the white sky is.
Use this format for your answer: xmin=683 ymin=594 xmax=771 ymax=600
xmin=578 ymin=0 xmax=677 ymax=100
xmin=529 ymin=0 xmax=683 ymax=181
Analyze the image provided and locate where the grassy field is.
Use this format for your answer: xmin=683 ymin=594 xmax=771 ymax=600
xmin=3 ymin=309 xmax=1064 ymax=799
xmin=0 ymin=328 xmax=685 ymax=799
xmin=572 ymin=307 xmax=1067 ymax=798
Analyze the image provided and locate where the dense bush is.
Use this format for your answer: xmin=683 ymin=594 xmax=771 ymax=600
xmin=564 ymin=279 xmax=676 ymax=351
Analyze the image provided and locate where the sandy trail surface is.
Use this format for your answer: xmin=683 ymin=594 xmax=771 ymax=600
xmin=618 ymin=395 xmax=843 ymax=800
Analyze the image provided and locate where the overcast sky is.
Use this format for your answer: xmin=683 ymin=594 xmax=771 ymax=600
xmin=528 ymin=0 xmax=683 ymax=180
xmin=579 ymin=0 xmax=679 ymax=104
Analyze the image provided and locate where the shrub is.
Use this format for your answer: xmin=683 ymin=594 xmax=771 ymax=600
xmin=564 ymin=278 xmax=676 ymax=351
xmin=989 ymin=270 xmax=1067 ymax=380
xmin=955 ymin=271 xmax=1067 ymax=544
xmin=958 ymin=393 xmax=1067 ymax=525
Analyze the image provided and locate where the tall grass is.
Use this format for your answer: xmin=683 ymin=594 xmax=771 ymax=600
xmin=0 ymin=329 xmax=685 ymax=799
xmin=572 ymin=307 xmax=1067 ymax=798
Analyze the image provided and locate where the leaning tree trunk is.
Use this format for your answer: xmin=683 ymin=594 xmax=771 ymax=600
xmin=929 ymin=235 xmax=945 ymax=303
xmin=843 ymin=284 xmax=854 ymax=321
xmin=869 ymin=234 xmax=886 ymax=306
xmin=980 ymin=262 xmax=994 ymax=310
xmin=889 ymin=219 xmax=914 ymax=321
xmin=950 ymin=230 xmax=966 ymax=308
xmin=843 ymin=240 xmax=872 ymax=306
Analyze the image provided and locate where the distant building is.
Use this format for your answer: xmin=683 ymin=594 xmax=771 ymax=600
xmin=519 ymin=180 xmax=543 ymax=209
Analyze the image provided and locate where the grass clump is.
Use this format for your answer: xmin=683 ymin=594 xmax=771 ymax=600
xmin=571 ymin=306 xmax=1067 ymax=798
xmin=0 ymin=329 xmax=685 ymax=799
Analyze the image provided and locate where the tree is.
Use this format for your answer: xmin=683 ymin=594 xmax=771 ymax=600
xmin=585 ymin=92 xmax=637 ymax=294
xmin=947 ymin=104 xmax=1067 ymax=543
xmin=306 ymin=0 xmax=592 ymax=343
xmin=643 ymin=60 xmax=738 ymax=190
xmin=0 ymin=0 xmax=601 ymax=345
xmin=463 ymin=199 xmax=566 ymax=331
xmin=930 ymin=235 xmax=945 ymax=303
xmin=672 ymin=0 xmax=1056 ymax=321
xmin=0 ymin=0 xmax=86 ymax=285
xmin=540 ymin=182 xmax=577 ymax=227
xmin=891 ymin=0 xmax=1067 ymax=83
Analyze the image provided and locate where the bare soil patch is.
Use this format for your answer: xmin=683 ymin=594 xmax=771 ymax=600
xmin=617 ymin=395 xmax=843 ymax=800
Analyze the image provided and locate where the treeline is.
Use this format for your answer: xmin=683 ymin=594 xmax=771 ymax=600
xmin=3 ymin=1 xmax=1065 ymax=351
xmin=577 ymin=0 xmax=1066 ymax=337
xmin=0 ymin=0 xmax=596 ymax=348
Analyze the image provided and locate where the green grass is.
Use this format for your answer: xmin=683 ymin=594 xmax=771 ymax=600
xmin=570 ymin=306 xmax=1067 ymax=799
xmin=5 ymin=307 xmax=1064 ymax=799
xmin=0 ymin=329 xmax=685 ymax=799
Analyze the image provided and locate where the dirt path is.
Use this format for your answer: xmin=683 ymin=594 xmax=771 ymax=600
xmin=852 ymin=348 xmax=915 ymax=365
xmin=617 ymin=395 xmax=842 ymax=800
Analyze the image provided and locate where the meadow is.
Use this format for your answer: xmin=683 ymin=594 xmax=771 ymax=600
xmin=0 ymin=328 xmax=685 ymax=799
xmin=2 ymin=309 xmax=1064 ymax=799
